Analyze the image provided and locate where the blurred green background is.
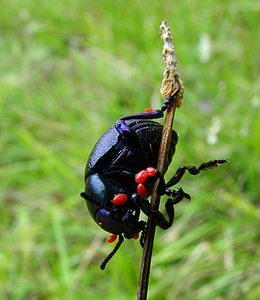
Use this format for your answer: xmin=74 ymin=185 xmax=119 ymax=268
xmin=1 ymin=1 xmax=259 ymax=299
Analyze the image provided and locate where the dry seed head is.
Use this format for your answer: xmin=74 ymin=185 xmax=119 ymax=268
xmin=160 ymin=20 xmax=184 ymax=108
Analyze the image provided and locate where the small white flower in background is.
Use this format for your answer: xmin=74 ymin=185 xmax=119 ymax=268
xmin=207 ymin=116 xmax=221 ymax=145
xmin=251 ymin=96 xmax=260 ymax=107
xmin=198 ymin=33 xmax=212 ymax=63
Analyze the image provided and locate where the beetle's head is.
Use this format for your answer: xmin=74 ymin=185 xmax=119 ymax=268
xmin=81 ymin=173 xmax=140 ymax=238
xmin=95 ymin=206 xmax=140 ymax=239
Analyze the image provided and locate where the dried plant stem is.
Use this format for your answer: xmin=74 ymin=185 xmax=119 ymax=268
xmin=137 ymin=21 xmax=183 ymax=300
xmin=137 ymin=103 xmax=176 ymax=300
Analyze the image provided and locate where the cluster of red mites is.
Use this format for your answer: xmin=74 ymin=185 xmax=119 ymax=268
xmin=107 ymin=167 xmax=157 ymax=243
xmin=135 ymin=167 xmax=157 ymax=198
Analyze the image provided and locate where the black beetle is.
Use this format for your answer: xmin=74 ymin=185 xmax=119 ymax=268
xmin=81 ymin=97 xmax=226 ymax=270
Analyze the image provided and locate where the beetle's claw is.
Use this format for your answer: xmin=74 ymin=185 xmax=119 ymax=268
xmin=165 ymin=187 xmax=191 ymax=205
xmin=140 ymin=223 xmax=147 ymax=248
xmin=161 ymin=95 xmax=176 ymax=111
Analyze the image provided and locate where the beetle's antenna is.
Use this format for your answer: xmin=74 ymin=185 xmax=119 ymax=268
xmin=80 ymin=192 xmax=101 ymax=206
xmin=100 ymin=234 xmax=124 ymax=270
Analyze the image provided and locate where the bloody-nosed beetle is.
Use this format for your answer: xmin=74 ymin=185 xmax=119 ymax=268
xmin=81 ymin=97 xmax=227 ymax=270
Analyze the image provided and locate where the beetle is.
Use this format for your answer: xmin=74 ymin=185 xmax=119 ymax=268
xmin=80 ymin=96 xmax=227 ymax=270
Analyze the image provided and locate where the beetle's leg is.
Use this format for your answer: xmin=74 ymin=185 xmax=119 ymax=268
xmin=165 ymin=159 xmax=227 ymax=188
xmin=100 ymin=234 xmax=124 ymax=270
xmin=161 ymin=94 xmax=176 ymax=111
xmin=165 ymin=187 xmax=191 ymax=204
xmin=140 ymin=223 xmax=147 ymax=248
xmin=120 ymin=109 xmax=163 ymax=121
xmin=115 ymin=109 xmax=164 ymax=141
xmin=115 ymin=119 xmax=137 ymax=140
xmin=133 ymin=220 xmax=146 ymax=247
xmin=132 ymin=193 xmax=175 ymax=230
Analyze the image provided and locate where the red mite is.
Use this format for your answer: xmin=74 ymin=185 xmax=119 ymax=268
xmin=111 ymin=193 xmax=128 ymax=205
xmin=135 ymin=170 xmax=148 ymax=184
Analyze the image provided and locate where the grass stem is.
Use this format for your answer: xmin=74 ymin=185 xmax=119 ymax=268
xmin=137 ymin=21 xmax=183 ymax=300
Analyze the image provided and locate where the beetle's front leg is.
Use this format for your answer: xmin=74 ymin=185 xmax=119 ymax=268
xmin=120 ymin=109 xmax=163 ymax=121
xmin=165 ymin=159 xmax=227 ymax=188
xmin=115 ymin=109 xmax=164 ymax=141
xmin=161 ymin=94 xmax=176 ymax=111
xmin=115 ymin=119 xmax=139 ymax=143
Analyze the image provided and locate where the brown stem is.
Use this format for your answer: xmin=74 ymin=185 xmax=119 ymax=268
xmin=137 ymin=21 xmax=183 ymax=300
xmin=137 ymin=99 xmax=177 ymax=300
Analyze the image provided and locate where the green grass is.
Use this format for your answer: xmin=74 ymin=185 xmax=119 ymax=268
xmin=1 ymin=0 xmax=259 ymax=299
